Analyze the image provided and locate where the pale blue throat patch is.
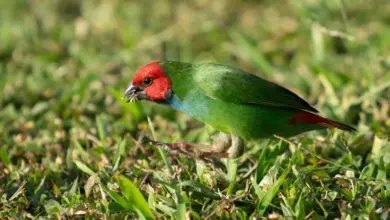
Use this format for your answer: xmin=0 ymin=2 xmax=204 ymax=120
xmin=165 ymin=93 xmax=210 ymax=121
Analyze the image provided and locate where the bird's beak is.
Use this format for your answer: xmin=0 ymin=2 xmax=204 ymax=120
xmin=123 ymin=84 xmax=147 ymax=103
xmin=123 ymin=84 xmax=140 ymax=103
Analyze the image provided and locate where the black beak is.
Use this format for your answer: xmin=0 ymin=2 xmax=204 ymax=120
xmin=124 ymin=84 xmax=139 ymax=96
xmin=123 ymin=84 xmax=140 ymax=102
xmin=123 ymin=84 xmax=147 ymax=102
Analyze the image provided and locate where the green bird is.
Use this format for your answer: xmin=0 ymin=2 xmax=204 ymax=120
xmin=124 ymin=61 xmax=355 ymax=159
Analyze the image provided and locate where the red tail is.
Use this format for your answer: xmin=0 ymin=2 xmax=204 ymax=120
xmin=289 ymin=112 xmax=356 ymax=132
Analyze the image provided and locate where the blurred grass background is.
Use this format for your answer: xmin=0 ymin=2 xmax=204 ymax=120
xmin=0 ymin=0 xmax=389 ymax=219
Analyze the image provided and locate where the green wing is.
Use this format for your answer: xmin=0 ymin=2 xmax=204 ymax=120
xmin=161 ymin=61 xmax=318 ymax=113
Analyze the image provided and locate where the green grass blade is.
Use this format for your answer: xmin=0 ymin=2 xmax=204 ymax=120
xmin=115 ymin=175 xmax=155 ymax=220
xmin=73 ymin=139 xmax=90 ymax=162
xmin=175 ymin=187 xmax=186 ymax=220
xmin=257 ymin=162 xmax=292 ymax=215
xmin=84 ymin=175 xmax=97 ymax=199
xmin=0 ymin=147 xmax=11 ymax=166
xmin=108 ymin=87 xmax=144 ymax=122
xmin=147 ymin=117 xmax=173 ymax=175
xmin=227 ymin=158 xmax=238 ymax=183
xmin=69 ymin=177 xmax=79 ymax=195
xmin=101 ymin=184 xmax=133 ymax=211
xmin=74 ymin=160 xmax=96 ymax=176
xmin=230 ymin=31 xmax=274 ymax=74
xmin=96 ymin=116 xmax=106 ymax=147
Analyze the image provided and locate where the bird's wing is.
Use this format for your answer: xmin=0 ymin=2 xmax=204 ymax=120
xmin=192 ymin=63 xmax=318 ymax=113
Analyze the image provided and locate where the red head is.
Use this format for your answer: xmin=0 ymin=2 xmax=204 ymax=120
xmin=124 ymin=62 xmax=171 ymax=102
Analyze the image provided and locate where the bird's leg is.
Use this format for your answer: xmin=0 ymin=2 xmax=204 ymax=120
xmin=145 ymin=132 xmax=245 ymax=160
xmin=147 ymin=139 xmax=216 ymax=164
xmin=145 ymin=133 xmax=233 ymax=159
xmin=194 ymin=132 xmax=245 ymax=159
xmin=179 ymin=132 xmax=232 ymax=157
xmin=147 ymin=140 xmax=195 ymax=157
xmin=226 ymin=133 xmax=245 ymax=159
xmin=147 ymin=140 xmax=230 ymax=159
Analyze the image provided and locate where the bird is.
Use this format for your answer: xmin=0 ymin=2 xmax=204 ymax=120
xmin=123 ymin=61 xmax=355 ymax=160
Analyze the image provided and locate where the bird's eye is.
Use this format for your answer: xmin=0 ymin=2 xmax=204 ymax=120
xmin=143 ymin=77 xmax=153 ymax=85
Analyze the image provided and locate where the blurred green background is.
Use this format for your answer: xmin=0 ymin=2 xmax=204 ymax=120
xmin=0 ymin=0 xmax=389 ymax=219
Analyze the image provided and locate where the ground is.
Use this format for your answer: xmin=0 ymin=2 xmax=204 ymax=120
xmin=0 ymin=0 xmax=389 ymax=219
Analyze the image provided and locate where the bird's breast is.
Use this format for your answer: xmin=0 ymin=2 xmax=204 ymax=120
xmin=165 ymin=92 xmax=233 ymax=134
xmin=166 ymin=93 xmax=210 ymax=120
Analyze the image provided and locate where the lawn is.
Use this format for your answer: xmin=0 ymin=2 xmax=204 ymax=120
xmin=0 ymin=0 xmax=389 ymax=219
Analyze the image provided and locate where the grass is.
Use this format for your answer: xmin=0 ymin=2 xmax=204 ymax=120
xmin=0 ymin=0 xmax=389 ymax=219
